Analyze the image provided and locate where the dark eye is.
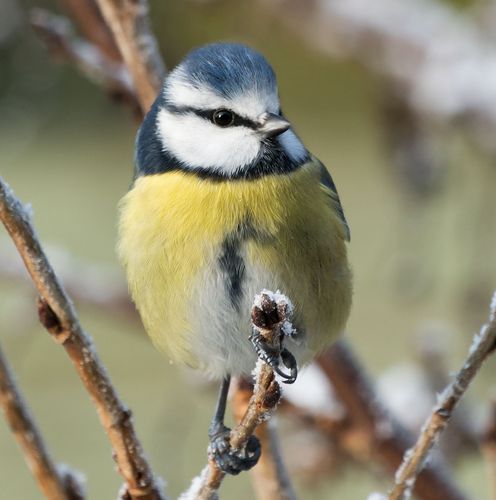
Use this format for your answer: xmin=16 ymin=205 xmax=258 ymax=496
xmin=213 ymin=109 xmax=234 ymax=127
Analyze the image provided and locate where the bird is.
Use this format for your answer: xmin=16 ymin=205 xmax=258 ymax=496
xmin=117 ymin=42 xmax=352 ymax=474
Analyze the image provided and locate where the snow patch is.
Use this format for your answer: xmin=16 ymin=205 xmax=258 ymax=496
xmin=253 ymin=289 xmax=294 ymax=317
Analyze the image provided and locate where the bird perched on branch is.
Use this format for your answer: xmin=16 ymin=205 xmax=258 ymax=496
xmin=118 ymin=42 xmax=352 ymax=474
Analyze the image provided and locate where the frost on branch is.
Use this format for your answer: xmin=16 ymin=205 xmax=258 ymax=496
xmin=186 ymin=290 xmax=295 ymax=499
xmin=387 ymin=290 xmax=496 ymax=500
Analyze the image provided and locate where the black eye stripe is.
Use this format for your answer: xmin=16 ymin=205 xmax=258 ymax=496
xmin=165 ymin=104 xmax=258 ymax=129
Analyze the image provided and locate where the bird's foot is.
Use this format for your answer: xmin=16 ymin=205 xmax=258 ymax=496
xmin=249 ymin=329 xmax=298 ymax=384
xmin=208 ymin=425 xmax=261 ymax=475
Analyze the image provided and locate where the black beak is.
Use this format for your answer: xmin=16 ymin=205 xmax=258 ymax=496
xmin=257 ymin=113 xmax=291 ymax=138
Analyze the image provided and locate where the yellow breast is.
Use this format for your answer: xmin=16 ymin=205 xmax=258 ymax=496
xmin=117 ymin=162 xmax=352 ymax=371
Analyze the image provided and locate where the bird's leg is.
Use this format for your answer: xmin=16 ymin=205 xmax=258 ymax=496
xmin=208 ymin=375 xmax=261 ymax=475
xmin=249 ymin=328 xmax=298 ymax=384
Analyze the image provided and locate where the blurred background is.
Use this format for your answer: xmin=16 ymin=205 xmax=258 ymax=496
xmin=1 ymin=0 xmax=496 ymax=498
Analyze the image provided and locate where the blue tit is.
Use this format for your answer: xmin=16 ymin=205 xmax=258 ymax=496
xmin=117 ymin=42 xmax=352 ymax=474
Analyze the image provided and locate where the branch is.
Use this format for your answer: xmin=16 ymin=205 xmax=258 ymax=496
xmin=30 ymin=9 xmax=136 ymax=106
xmin=93 ymin=0 xmax=166 ymax=111
xmin=231 ymin=378 xmax=297 ymax=500
xmin=181 ymin=292 xmax=291 ymax=500
xmin=58 ymin=0 xmax=122 ymax=63
xmin=318 ymin=342 xmax=467 ymax=500
xmin=251 ymin=422 xmax=297 ymax=500
xmin=31 ymin=0 xmax=165 ymax=116
xmin=388 ymin=292 xmax=496 ymax=499
xmin=0 ymin=178 xmax=166 ymax=500
xmin=0 ymin=342 xmax=84 ymax=500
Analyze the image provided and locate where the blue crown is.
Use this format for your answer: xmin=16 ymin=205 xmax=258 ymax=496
xmin=172 ymin=43 xmax=277 ymax=99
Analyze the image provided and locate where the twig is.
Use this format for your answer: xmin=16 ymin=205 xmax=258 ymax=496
xmin=415 ymin=329 xmax=479 ymax=456
xmin=481 ymin=398 xmax=496 ymax=500
xmin=0 ymin=342 xmax=84 ymax=500
xmin=30 ymin=9 xmax=135 ymax=104
xmin=318 ymin=342 xmax=467 ymax=500
xmin=231 ymin=378 xmax=297 ymax=500
xmin=182 ymin=291 xmax=291 ymax=500
xmin=251 ymin=422 xmax=296 ymax=500
xmin=388 ymin=291 xmax=496 ymax=500
xmin=0 ymin=178 xmax=166 ymax=500
xmin=58 ymin=0 xmax=122 ymax=63
xmin=93 ymin=0 xmax=166 ymax=111
xmin=195 ymin=368 xmax=279 ymax=499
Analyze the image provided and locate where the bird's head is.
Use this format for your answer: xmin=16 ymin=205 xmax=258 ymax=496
xmin=139 ymin=43 xmax=308 ymax=178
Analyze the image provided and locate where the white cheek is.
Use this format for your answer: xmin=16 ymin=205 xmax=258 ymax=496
xmin=157 ymin=108 xmax=261 ymax=174
xmin=278 ymin=130 xmax=307 ymax=163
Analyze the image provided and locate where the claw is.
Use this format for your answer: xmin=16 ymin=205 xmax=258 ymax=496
xmin=209 ymin=427 xmax=261 ymax=475
xmin=280 ymin=348 xmax=298 ymax=384
xmin=267 ymin=348 xmax=297 ymax=383
xmin=249 ymin=328 xmax=298 ymax=383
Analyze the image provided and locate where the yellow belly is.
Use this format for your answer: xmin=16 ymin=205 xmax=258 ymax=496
xmin=117 ymin=162 xmax=352 ymax=375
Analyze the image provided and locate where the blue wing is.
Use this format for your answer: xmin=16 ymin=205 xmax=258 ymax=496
xmin=316 ymin=158 xmax=350 ymax=242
